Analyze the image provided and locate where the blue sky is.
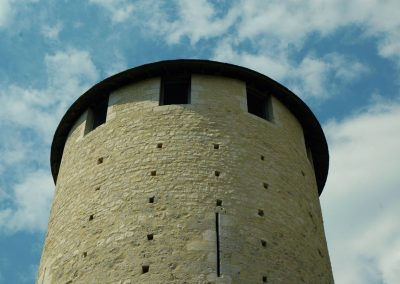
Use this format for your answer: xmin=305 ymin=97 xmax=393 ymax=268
xmin=0 ymin=0 xmax=399 ymax=283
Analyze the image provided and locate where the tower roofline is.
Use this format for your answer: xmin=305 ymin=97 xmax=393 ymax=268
xmin=51 ymin=59 xmax=329 ymax=195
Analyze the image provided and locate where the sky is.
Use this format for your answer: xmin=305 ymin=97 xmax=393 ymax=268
xmin=0 ymin=0 xmax=399 ymax=283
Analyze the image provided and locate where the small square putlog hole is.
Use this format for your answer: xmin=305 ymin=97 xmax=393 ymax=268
xmin=142 ymin=265 xmax=149 ymax=274
xmin=149 ymin=196 xmax=155 ymax=203
xmin=258 ymin=209 xmax=264 ymax=217
xmin=95 ymin=186 xmax=100 ymax=191
xmin=216 ymin=199 xmax=222 ymax=206
xmin=157 ymin=143 xmax=163 ymax=149
xmin=147 ymin=234 xmax=154 ymax=240
xmin=213 ymin=144 xmax=219 ymax=149
xmin=261 ymin=155 xmax=265 ymax=161
xmin=214 ymin=171 xmax=220 ymax=177
xmin=89 ymin=214 xmax=94 ymax=221
xmin=263 ymin=183 xmax=269 ymax=189
xmin=151 ymin=171 xmax=157 ymax=176
xmin=83 ymin=252 xmax=87 ymax=258
xmin=261 ymin=240 xmax=267 ymax=247
xmin=97 ymin=157 xmax=103 ymax=164
xmin=263 ymin=275 xmax=267 ymax=282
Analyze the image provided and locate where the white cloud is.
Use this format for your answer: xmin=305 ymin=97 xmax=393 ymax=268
xmin=89 ymin=0 xmax=135 ymax=23
xmin=326 ymin=53 xmax=370 ymax=82
xmin=291 ymin=54 xmax=369 ymax=98
xmin=0 ymin=0 xmax=38 ymax=28
xmin=378 ymin=32 xmax=400 ymax=67
xmin=105 ymin=51 xmax=128 ymax=77
xmin=213 ymin=38 xmax=291 ymax=81
xmin=0 ymin=170 xmax=54 ymax=233
xmin=0 ymin=48 xmax=99 ymax=234
xmin=0 ymin=0 xmax=11 ymax=28
xmin=162 ymin=0 xmax=239 ymax=45
xmin=0 ymin=187 xmax=10 ymax=203
xmin=0 ymin=134 xmax=29 ymax=175
xmin=214 ymin=40 xmax=368 ymax=99
xmin=321 ymin=99 xmax=400 ymax=284
xmin=45 ymin=48 xmax=98 ymax=92
xmin=0 ymin=48 xmax=99 ymax=140
xmin=41 ymin=22 xmax=63 ymax=40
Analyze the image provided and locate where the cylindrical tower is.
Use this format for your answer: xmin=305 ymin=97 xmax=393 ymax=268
xmin=37 ymin=60 xmax=333 ymax=283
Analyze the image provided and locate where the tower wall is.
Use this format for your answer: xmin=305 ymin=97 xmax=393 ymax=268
xmin=38 ymin=75 xmax=333 ymax=283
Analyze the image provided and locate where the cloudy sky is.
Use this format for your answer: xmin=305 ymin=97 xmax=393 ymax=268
xmin=0 ymin=0 xmax=399 ymax=283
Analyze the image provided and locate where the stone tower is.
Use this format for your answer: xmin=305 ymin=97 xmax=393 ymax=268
xmin=37 ymin=60 xmax=333 ymax=283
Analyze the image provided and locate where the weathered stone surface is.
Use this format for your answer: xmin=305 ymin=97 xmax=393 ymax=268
xmin=37 ymin=75 xmax=333 ymax=283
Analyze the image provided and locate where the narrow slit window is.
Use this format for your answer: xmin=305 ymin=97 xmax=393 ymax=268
xmin=160 ymin=75 xmax=191 ymax=105
xmin=246 ymin=86 xmax=272 ymax=121
xmin=215 ymin=212 xmax=221 ymax=277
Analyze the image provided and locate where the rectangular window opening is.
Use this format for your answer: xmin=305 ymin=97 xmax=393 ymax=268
xmin=92 ymin=98 xmax=108 ymax=129
xmin=160 ymin=75 xmax=191 ymax=105
xmin=246 ymin=86 xmax=272 ymax=121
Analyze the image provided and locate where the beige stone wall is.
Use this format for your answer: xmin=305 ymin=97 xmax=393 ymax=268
xmin=37 ymin=75 xmax=333 ymax=283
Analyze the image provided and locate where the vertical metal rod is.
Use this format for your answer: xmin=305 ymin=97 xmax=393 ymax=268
xmin=216 ymin=212 xmax=221 ymax=277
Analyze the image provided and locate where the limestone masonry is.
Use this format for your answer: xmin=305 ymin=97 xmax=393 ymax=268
xmin=37 ymin=60 xmax=334 ymax=283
